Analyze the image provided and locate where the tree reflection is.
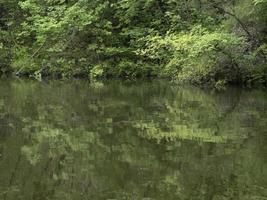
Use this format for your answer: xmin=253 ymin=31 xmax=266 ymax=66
xmin=0 ymin=80 xmax=266 ymax=200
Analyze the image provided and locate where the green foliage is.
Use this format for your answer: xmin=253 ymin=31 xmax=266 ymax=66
xmin=254 ymin=0 xmax=267 ymax=5
xmin=11 ymin=46 xmax=39 ymax=74
xmin=0 ymin=0 xmax=266 ymax=85
xmin=140 ymin=27 xmax=248 ymax=85
xmin=107 ymin=59 xmax=157 ymax=78
xmin=91 ymin=64 xmax=104 ymax=78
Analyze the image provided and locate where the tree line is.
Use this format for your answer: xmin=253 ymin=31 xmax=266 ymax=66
xmin=0 ymin=0 xmax=266 ymax=86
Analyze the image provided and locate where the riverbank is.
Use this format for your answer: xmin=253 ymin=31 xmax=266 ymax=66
xmin=1 ymin=65 xmax=267 ymax=89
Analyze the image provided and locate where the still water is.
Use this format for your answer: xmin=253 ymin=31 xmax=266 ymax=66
xmin=0 ymin=79 xmax=266 ymax=200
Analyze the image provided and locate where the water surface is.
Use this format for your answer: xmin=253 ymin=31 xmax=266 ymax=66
xmin=0 ymin=79 xmax=266 ymax=200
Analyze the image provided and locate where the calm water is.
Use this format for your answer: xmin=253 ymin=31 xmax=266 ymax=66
xmin=0 ymin=79 xmax=266 ymax=200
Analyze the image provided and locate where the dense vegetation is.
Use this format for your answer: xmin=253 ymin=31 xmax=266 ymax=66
xmin=0 ymin=0 xmax=267 ymax=86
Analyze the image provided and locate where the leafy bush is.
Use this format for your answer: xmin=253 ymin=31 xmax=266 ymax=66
xmin=11 ymin=47 xmax=39 ymax=75
xmin=139 ymin=26 xmax=248 ymax=85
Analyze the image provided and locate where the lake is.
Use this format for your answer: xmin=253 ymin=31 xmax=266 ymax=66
xmin=0 ymin=79 xmax=266 ymax=200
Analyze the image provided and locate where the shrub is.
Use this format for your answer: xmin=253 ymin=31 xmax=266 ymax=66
xmin=139 ymin=26 xmax=248 ymax=85
xmin=11 ymin=47 xmax=39 ymax=75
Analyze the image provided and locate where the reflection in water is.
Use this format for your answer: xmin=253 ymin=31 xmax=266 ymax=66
xmin=0 ymin=79 xmax=266 ymax=200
